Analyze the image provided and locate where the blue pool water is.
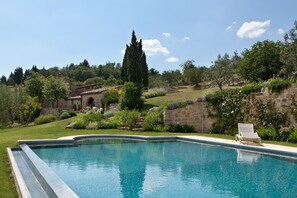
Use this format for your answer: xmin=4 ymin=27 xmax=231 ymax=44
xmin=33 ymin=140 xmax=297 ymax=198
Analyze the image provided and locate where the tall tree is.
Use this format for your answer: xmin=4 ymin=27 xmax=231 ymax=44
xmin=24 ymin=72 xmax=45 ymax=101
xmin=180 ymin=60 xmax=204 ymax=87
xmin=43 ymin=76 xmax=69 ymax=108
xmin=0 ymin=76 xmax=6 ymax=84
xmin=121 ymin=31 xmax=148 ymax=88
xmin=238 ymin=40 xmax=283 ymax=82
xmin=210 ymin=53 xmax=232 ymax=90
xmin=13 ymin=67 xmax=23 ymax=84
xmin=280 ymin=21 xmax=297 ymax=77
xmin=7 ymin=72 xmax=15 ymax=85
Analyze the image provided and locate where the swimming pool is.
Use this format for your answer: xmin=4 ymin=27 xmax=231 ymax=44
xmin=32 ymin=139 xmax=297 ymax=198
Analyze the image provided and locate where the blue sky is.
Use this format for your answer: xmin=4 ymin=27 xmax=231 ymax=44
xmin=0 ymin=0 xmax=296 ymax=77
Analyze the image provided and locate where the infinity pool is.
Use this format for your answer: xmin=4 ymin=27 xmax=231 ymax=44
xmin=33 ymin=140 xmax=297 ymax=198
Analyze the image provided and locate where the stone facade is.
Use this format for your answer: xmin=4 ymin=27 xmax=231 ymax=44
xmin=164 ymin=101 xmax=214 ymax=133
xmin=164 ymin=84 xmax=297 ymax=133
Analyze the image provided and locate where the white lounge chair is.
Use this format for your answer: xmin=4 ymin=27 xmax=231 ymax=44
xmin=235 ymin=123 xmax=261 ymax=144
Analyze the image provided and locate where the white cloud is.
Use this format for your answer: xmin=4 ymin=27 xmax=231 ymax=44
xmin=166 ymin=56 xmax=179 ymax=63
xmin=237 ymin=20 xmax=271 ymax=38
xmin=183 ymin=36 xmax=190 ymax=40
xmin=142 ymin=39 xmax=170 ymax=56
xmin=277 ymin=28 xmax=285 ymax=34
xmin=163 ymin=32 xmax=171 ymax=37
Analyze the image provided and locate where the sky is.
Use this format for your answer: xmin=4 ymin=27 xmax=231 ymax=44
xmin=0 ymin=0 xmax=296 ymax=77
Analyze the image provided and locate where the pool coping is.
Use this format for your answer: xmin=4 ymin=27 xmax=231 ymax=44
xmin=9 ymin=134 xmax=297 ymax=197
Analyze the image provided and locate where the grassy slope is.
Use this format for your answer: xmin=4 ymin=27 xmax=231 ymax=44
xmin=145 ymin=86 xmax=220 ymax=106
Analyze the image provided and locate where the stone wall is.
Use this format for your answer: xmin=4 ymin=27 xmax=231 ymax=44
xmin=164 ymin=102 xmax=214 ymax=133
xmin=164 ymin=84 xmax=297 ymax=133
xmin=81 ymin=93 xmax=104 ymax=109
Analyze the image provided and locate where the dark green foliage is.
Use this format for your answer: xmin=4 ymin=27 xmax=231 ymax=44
xmin=267 ymin=78 xmax=292 ymax=93
xmin=278 ymin=127 xmax=293 ymax=142
xmin=290 ymin=96 xmax=297 ymax=122
xmin=207 ymin=88 xmax=247 ymax=133
xmin=257 ymin=127 xmax=277 ymax=141
xmin=13 ymin=67 xmax=23 ymax=84
xmin=59 ymin=110 xmax=77 ymax=117
xmin=241 ymin=83 xmax=262 ymax=95
xmin=161 ymin=70 xmax=183 ymax=87
xmin=121 ymin=31 xmax=148 ymax=88
xmin=166 ymin=124 xmax=195 ymax=133
xmin=34 ymin=114 xmax=57 ymax=125
xmin=238 ymin=40 xmax=283 ymax=82
xmin=255 ymin=100 xmax=288 ymax=130
xmin=59 ymin=112 xmax=71 ymax=119
xmin=0 ymin=76 xmax=6 ymax=85
xmin=120 ymin=82 xmax=143 ymax=110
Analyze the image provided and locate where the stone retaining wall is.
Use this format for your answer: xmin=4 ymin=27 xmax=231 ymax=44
xmin=164 ymin=84 xmax=297 ymax=133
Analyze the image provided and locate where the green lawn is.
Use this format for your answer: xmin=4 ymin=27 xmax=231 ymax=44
xmin=1 ymin=117 xmax=297 ymax=197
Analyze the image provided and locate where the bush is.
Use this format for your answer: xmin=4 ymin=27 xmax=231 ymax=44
xmin=103 ymin=109 xmax=117 ymax=118
xmin=167 ymin=124 xmax=195 ymax=133
xmin=278 ymin=127 xmax=293 ymax=142
xmin=101 ymin=88 xmax=121 ymax=108
xmin=120 ymin=110 xmax=140 ymax=130
xmin=143 ymin=111 xmax=164 ymax=131
xmin=82 ymin=113 xmax=104 ymax=124
xmin=120 ymin=82 xmax=143 ymax=110
xmin=257 ymin=127 xmax=277 ymax=140
xmin=268 ymin=78 xmax=292 ymax=93
xmin=241 ymin=83 xmax=262 ymax=95
xmin=97 ymin=120 xmax=117 ymax=129
xmin=60 ymin=110 xmax=77 ymax=117
xmin=255 ymin=100 xmax=288 ymax=130
xmin=34 ymin=114 xmax=57 ymax=125
xmin=72 ymin=118 xmax=87 ymax=129
xmin=143 ymin=88 xmax=167 ymax=99
xmin=86 ymin=122 xmax=98 ymax=130
xmin=289 ymin=129 xmax=297 ymax=143
xmin=60 ymin=112 xmax=71 ymax=119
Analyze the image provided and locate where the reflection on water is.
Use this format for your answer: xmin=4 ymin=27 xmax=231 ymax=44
xmin=236 ymin=150 xmax=260 ymax=164
xmin=33 ymin=141 xmax=297 ymax=198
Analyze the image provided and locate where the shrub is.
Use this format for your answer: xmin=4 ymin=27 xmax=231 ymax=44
xmin=207 ymin=88 xmax=247 ymax=133
xmin=72 ymin=118 xmax=87 ymax=129
xmin=255 ymin=100 xmax=288 ymax=130
xmin=97 ymin=120 xmax=117 ymax=129
xmin=59 ymin=110 xmax=77 ymax=117
xmin=86 ymin=122 xmax=98 ymax=130
xmin=241 ymin=83 xmax=262 ymax=95
xmin=60 ymin=112 xmax=71 ymax=119
xmin=120 ymin=82 xmax=143 ymax=110
xmin=19 ymin=96 xmax=41 ymax=125
xmin=278 ymin=127 xmax=293 ymax=142
xmin=82 ymin=113 xmax=104 ymax=124
xmin=289 ymin=128 xmax=297 ymax=143
xmin=257 ymin=127 xmax=277 ymax=141
xmin=143 ymin=111 xmax=164 ymax=131
xmin=101 ymin=88 xmax=121 ymax=108
xmin=120 ymin=110 xmax=140 ymax=130
xmin=166 ymin=124 xmax=195 ymax=133
xmin=143 ymin=88 xmax=167 ymax=99
xmin=103 ymin=109 xmax=117 ymax=118
xmin=267 ymin=78 xmax=292 ymax=93
xmin=34 ymin=114 xmax=57 ymax=125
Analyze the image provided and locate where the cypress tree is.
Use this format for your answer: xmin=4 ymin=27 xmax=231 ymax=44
xmin=121 ymin=30 xmax=148 ymax=88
